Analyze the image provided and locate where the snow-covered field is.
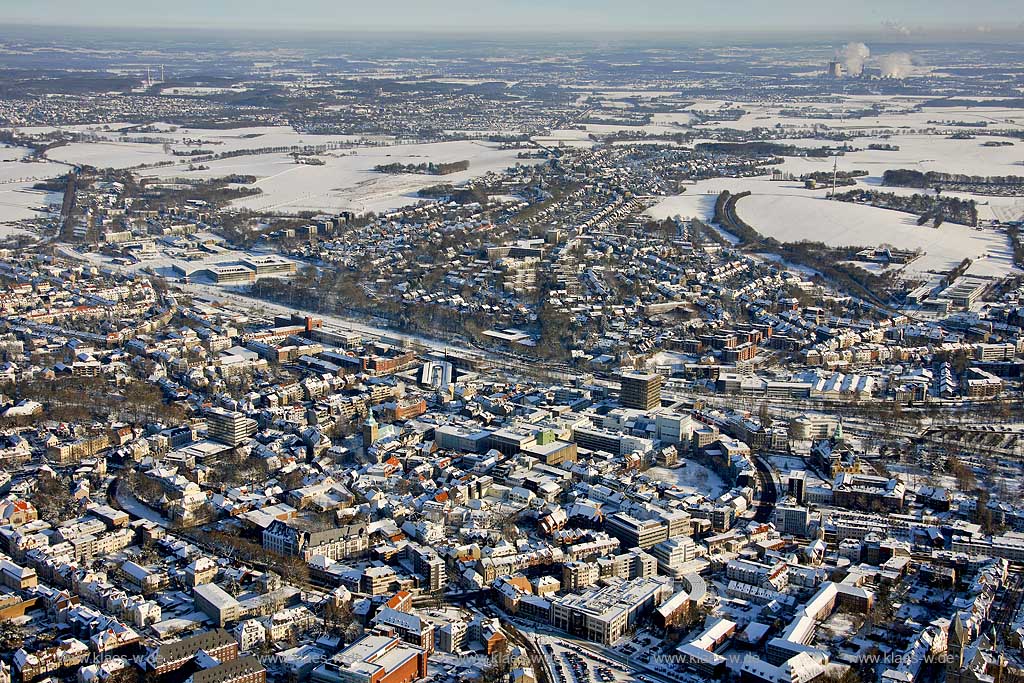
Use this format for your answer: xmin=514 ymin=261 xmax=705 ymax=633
xmin=44 ymin=124 xmax=367 ymax=170
xmin=681 ymin=99 xmax=1024 ymax=257
xmin=0 ymin=144 xmax=30 ymax=163
xmin=141 ymin=139 xmax=543 ymax=214
xmin=647 ymin=463 xmax=726 ymax=498
xmin=159 ymin=86 xmax=249 ymax=96
xmin=532 ymin=128 xmax=596 ymax=149
xmin=647 ymin=173 xmax=1020 ymax=279
xmin=645 ymin=180 xmax=726 ymax=222
xmin=734 ymin=192 xmax=1015 ymax=277
xmin=687 ymin=96 xmax=1024 ymax=132
xmin=769 ymin=133 xmax=1024 ymax=181
xmin=0 ymin=144 xmax=65 ymax=227
xmin=19 ymin=124 xmax=541 ymax=215
xmin=0 ymin=144 xmax=67 ymax=183
xmin=48 ymin=140 xmax=179 ymax=169
xmin=0 ymin=183 xmax=60 ymax=231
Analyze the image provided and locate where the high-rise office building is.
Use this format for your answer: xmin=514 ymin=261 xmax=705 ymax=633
xmin=206 ymin=408 xmax=257 ymax=447
xmin=620 ymin=371 xmax=663 ymax=411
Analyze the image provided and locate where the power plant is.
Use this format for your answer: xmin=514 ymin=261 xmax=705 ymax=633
xmin=825 ymin=43 xmax=914 ymax=80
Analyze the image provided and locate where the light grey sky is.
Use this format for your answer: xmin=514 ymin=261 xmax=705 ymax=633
xmin=3 ymin=0 xmax=1022 ymax=33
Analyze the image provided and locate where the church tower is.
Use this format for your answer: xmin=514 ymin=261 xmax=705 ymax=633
xmin=362 ymin=411 xmax=379 ymax=449
xmin=833 ymin=419 xmax=844 ymax=445
xmin=946 ymin=613 xmax=966 ymax=683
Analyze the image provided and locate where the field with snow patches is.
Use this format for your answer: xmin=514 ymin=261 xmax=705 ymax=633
xmin=647 ymin=106 xmax=1024 ymax=280
xmin=139 ymin=139 xmax=544 ymax=215
xmin=734 ymin=192 xmax=1015 ymax=277
xmin=43 ymin=124 xmax=368 ymax=170
xmin=23 ymin=124 xmax=544 ymax=215
xmin=646 ymin=176 xmax=1019 ymax=278
xmin=0 ymin=144 xmax=65 ymax=226
xmin=0 ymin=183 xmax=60 ymax=232
xmin=687 ymin=97 xmax=1024 ymax=132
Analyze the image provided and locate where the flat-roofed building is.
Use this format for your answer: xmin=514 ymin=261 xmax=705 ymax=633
xmin=194 ymin=583 xmax=243 ymax=628
xmin=522 ymin=432 xmax=578 ymax=466
xmin=952 ymin=531 xmax=1024 ymax=562
xmin=206 ymin=408 xmax=257 ymax=447
xmin=240 ymin=255 xmax=297 ymax=276
xmin=776 ymin=504 xmax=811 ymax=537
xmin=605 ymin=512 xmax=668 ymax=550
xmin=549 ymin=576 xmax=672 ymax=645
xmin=941 ymin=276 xmax=987 ymax=309
xmin=619 ymin=372 xmax=663 ymax=411
xmin=651 ymin=537 xmax=698 ymax=576
xmin=434 ymin=425 xmax=491 ymax=453
xmin=207 ymin=264 xmax=256 ymax=285
xmin=310 ymin=634 xmax=428 ymax=683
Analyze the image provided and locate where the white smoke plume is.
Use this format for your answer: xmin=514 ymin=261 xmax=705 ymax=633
xmin=836 ymin=42 xmax=870 ymax=76
xmin=882 ymin=20 xmax=912 ymax=36
xmin=878 ymin=52 xmax=914 ymax=79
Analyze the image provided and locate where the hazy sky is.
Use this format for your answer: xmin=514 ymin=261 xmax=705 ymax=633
xmin=3 ymin=0 xmax=1022 ymax=33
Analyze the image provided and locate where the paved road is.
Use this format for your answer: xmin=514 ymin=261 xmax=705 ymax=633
xmin=504 ymin=622 xmax=553 ymax=683
xmin=752 ymin=454 xmax=779 ymax=523
xmin=108 ymin=478 xmax=170 ymax=528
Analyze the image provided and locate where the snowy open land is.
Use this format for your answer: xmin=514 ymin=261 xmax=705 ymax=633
xmin=0 ymin=145 xmax=65 ymax=227
xmin=647 ymin=463 xmax=726 ymax=498
xmin=532 ymin=128 xmax=596 ymax=149
xmin=141 ymin=139 xmax=545 ymax=215
xmin=158 ymin=86 xmax=249 ymax=96
xmin=43 ymin=124 xmax=368 ymax=170
xmin=19 ymin=124 xmax=544 ymax=215
xmin=48 ymin=140 xmax=180 ymax=169
xmin=688 ymin=96 xmax=1024 ymax=132
xmin=646 ymin=176 xmax=1018 ymax=278
xmin=642 ymin=94 xmax=1024 ymax=280
xmin=769 ymin=133 xmax=1024 ymax=181
xmin=735 ymin=191 xmax=1015 ymax=277
xmin=0 ymin=182 xmax=59 ymax=233
xmin=0 ymin=144 xmax=68 ymax=183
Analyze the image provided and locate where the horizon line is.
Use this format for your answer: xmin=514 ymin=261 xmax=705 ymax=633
xmin=2 ymin=20 xmax=1023 ymax=40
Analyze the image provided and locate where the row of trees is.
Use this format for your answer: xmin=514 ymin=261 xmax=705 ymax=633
xmin=184 ymin=528 xmax=312 ymax=586
xmin=417 ymin=183 xmax=490 ymax=205
xmin=1007 ymin=225 xmax=1024 ymax=268
xmin=697 ymin=141 xmax=842 ymax=158
xmin=374 ymin=160 xmax=470 ymax=175
xmin=832 ymin=189 xmax=978 ymax=226
xmin=883 ymin=168 xmax=1024 ymax=189
xmin=132 ymin=177 xmax=261 ymax=212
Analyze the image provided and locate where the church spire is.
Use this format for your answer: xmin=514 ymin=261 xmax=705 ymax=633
xmin=947 ymin=612 xmax=966 ymax=678
xmin=362 ymin=409 xmax=379 ymax=448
